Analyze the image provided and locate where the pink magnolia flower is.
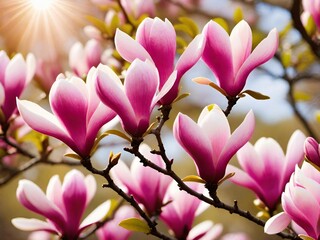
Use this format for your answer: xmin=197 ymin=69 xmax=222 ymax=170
xmin=17 ymin=69 xmax=116 ymax=158
xmin=120 ymin=0 xmax=155 ymax=19
xmin=95 ymin=59 xmax=176 ymax=137
xmin=173 ymin=104 xmax=255 ymax=184
xmin=96 ymin=205 xmax=137 ymax=240
xmin=115 ymin=17 xmax=205 ymax=104
xmin=111 ymin=144 xmax=172 ymax=215
xmin=160 ymin=182 xmax=217 ymax=239
xmin=69 ymin=39 xmax=102 ymax=77
xmin=35 ymin=58 xmax=62 ymax=93
xmin=227 ymin=130 xmax=306 ymax=212
xmin=202 ymin=20 xmax=278 ymax=97
xmin=304 ymin=137 xmax=320 ymax=168
xmin=303 ymin=0 xmax=320 ymax=30
xmin=0 ymin=51 xmax=35 ymax=122
xmin=265 ymin=162 xmax=320 ymax=240
xmin=12 ymin=169 xmax=111 ymax=240
xmin=221 ymin=232 xmax=251 ymax=240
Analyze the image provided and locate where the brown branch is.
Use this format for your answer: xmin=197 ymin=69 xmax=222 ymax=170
xmin=80 ymin=157 xmax=174 ymax=240
xmin=290 ymin=0 xmax=320 ymax=58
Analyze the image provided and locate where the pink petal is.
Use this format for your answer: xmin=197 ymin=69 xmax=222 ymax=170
xmin=3 ymin=54 xmax=27 ymax=118
xmin=115 ymin=29 xmax=152 ymax=63
xmin=198 ymin=105 xmax=230 ymax=165
xmin=0 ymin=51 xmax=10 ymax=84
xmin=282 ymin=130 xmax=306 ymax=181
xmin=124 ymin=59 xmax=158 ymax=135
xmin=62 ymin=170 xmax=88 ymax=233
xmin=202 ymin=21 xmax=234 ymax=95
xmin=136 ymin=18 xmax=176 ymax=86
xmin=46 ymin=175 xmax=65 ymax=216
xmin=17 ymin=180 xmax=65 ymax=227
xmin=264 ymin=212 xmax=291 ymax=234
xmin=153 ymin=70 xmax=177 ymax=105
xmin=26 ymin=53 xmax=36 ymax=83
xmin=230 ymin=20 xmax=252 ymax=74
xmin=17 ymin=99 xmax=75 ymax=150
xmin=84 ymin=174 xmax=97 ymax=206
xmin=304 ymin=137 xmax=320 ymax=166
xmin=85 ymin=39 xmax=102 ymax=68
xmin=69 ymin=42 xmax=87 ymax=76
xmin=218 ymin=110 xmax=255 ymax=180
xmin=235 ymin=28 xmax=278 ymax=93
xmin=188 ymin=221 xmax=223 ymax=240
xmin=95 ymin=64 xmax=136 ymax=134
xmin=49 ymin=77 xmax=88 ymax=151
xmin=79 ymin=200 xmax=111 ymax=231
xmin=173 ymin=113 xmax=215 ymax=183
xmin=12 ymin=218 xmax=57 ymax=233
xmin=0 ymin=84 xmax=5 ymax=106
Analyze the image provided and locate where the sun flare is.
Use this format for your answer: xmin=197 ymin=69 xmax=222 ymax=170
xmin=0 ymin=0 xmax=93 ymax=60
xmin=28 ymin=0 xmax=55 ymax=11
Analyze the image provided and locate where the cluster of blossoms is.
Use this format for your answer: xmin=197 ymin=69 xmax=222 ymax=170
xmin=1 ymin=0 xmax=320 ymax=239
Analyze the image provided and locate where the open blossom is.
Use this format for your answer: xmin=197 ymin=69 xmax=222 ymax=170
xmin=0 ymin=51 xmax=35 ymax=122
xmin=304 ymin=137 xmax=320 ymax=169
xmin=265 ymin=162 xmax=320 ymax=240
xmin=96 ymin=205 xmax=137 ymax=240
xmin=95 ymin=59 xmax=176 ymax=137
xmin=111 ymin=144 xmax=172 ymax=215
xmin=12 ymin=169 xmax=111 ymax=240
xmin=227 ymin=130 xmax=306 ymax=212
xmin=69 ymin=39 xmax=102 ymax=77
xmin=115 ymin=17 xmax=205 ymax=104
xmin=173 ymin=104 xmax=255 ymax=184
xmin=202 ymin=20 xmax=278 ymax=97
xmin=303 ymin=0 xmax=320 ymax=30
xmin=17 ymin=69 xmax=116 ymax=158
xmin=160 ymin=182 xmax=220 ymax=239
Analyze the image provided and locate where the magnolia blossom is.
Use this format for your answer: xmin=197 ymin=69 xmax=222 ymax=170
xmin=227 ymin=130 xmax=306 ymax=212
xmin=202 ymin=20 xmax=278 ymax=97
xmin=12 ymin=169 xmax=111 ymax=240
xmin=120 ymin=0 xmax=155 ymax=19
xmin=35 ymin=58 xmax=62 ymax=93
xmin=304 ymin=137 xmax=320 ymax=168
xmin=115 ymin=17 xmax=205 ymax=104
xmin=265 ymin=162 xmax=320 ymax=240
xmin=0 ymin=51 xmax=35 ymax=122
xmin=96 ymin=205 xmax=136 ymax=240
xmin=111 ymin=144 xmax=172 ymax=215
xmin=173 ymin=104 xmax=255 ymax=184
xmin=160 ymin=182 xmax=220 ymax=239
xmin=17 ymin=69 xmax=116 ymax=158
xmin=95 ymin=59 xmax=176 ymax=137
xmin=69 ymin=39 xmax=102 ymax=77
xmin=303 ymin=0 xmax=320 ymax=30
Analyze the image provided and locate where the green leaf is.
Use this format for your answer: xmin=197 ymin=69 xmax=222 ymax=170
xmin=213 ymin=18 xmax=229 ymax=33
xmin=64 ymin=153 xmax=82 ymax=160
xmin=176 ymin=36 xmax=188 ymax=49
xmin=298 ymin=234 xmax=315 ymax=240
xmin=240 ymin=90 xmax=270 ymax=100
xmin=18 ymin=130 xmax=44 ymax=151
xmin=178 ymin=17 xmax=199 ymax=37
xmin=105 ymin=130 xmax=131 ymax=142
xmin=305 ymin=14 xmax=316 ymax=36
xmin=106 ymin=12 xmax=120 ymax=36
xmin=218 ymin=172 xmax=235 ymax=185
xmin=182 ymin=175 xmax=206 ymax=184
xmin=293 ymin=91 xmax=311 ymax=101
xmin=173 ymin=92 xmax=190 ymax=103
xmin=315 ymin=111 xmax=320 ymax=123
xmin=233 ymin=7 xmax=243 ymax=23
xmin=281 ymin=51 xmax=292 ymax=68
xmin=86 ymin=15 xmax=108 ymax=33
xmin=104 ymin=199 xmax=121 ymax=220
xmin=174 ymin=24 xmax=194 ymax=37
xmin=193 ymin=77 xmax=227 ymax=96
xmin=119 ymin=218 xmax=150 ymax=233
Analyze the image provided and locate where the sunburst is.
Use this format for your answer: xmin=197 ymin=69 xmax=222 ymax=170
xmin=0 ymin=0 xmax=94 ymax=60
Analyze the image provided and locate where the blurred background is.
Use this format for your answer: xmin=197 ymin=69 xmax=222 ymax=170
xmin=0 ymin=0 xmax=319 ymax=239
